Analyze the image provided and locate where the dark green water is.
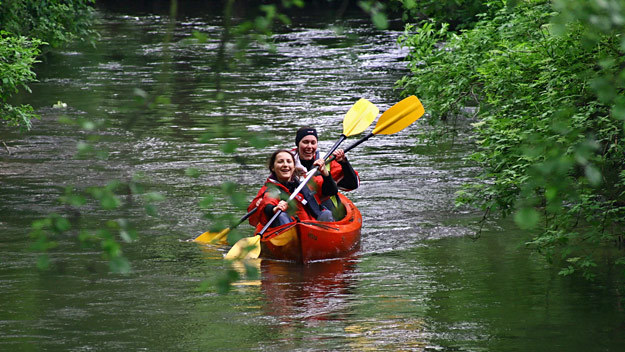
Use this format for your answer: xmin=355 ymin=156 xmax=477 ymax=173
xmin=1 ymin=5 xmax=624 ymax=352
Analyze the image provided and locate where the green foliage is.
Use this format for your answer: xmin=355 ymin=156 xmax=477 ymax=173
xmin=6 ymin=0 xmax=162 ymax=274
xmin=359 ymin=1 xmax=389 ymax=29
xmin=28 ymin=110 xmax=165 ymax=274
xmin=0 ymin=0 xmax=96 ymax=48
xmin=0 ymin=31 xmax=42 ymax=130
xmin=29 ymin=173 xmax=163 ymax=274
xmin=389 ymin=0 xmax=497 ymax=30
xmin=0 ymin=0 xmax=96 ymax=133
xmin=397 ymin=0 xmax=625 ymax=279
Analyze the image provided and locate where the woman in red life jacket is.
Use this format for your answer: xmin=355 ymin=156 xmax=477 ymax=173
xmin=255 ymin=149 xmax=338 ymax=229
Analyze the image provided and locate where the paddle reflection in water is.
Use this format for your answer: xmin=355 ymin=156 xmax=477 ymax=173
xmin=257 ymin=257 xmax=430 ymax=350
xmin=195 ymin=241 xmax=228 ymax=261
xmin=259 ymin=257 xmax=358 ymax=324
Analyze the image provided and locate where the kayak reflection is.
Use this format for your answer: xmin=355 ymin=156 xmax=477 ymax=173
xmin=260 ymin=257 xmax=359 ymax=323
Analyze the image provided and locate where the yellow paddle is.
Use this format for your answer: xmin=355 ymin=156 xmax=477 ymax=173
xmin=340 ymin=95 xmax=425 ymax=154
xmin=323 ymin=97 xmax=382 ymax=155
xmin=223 ymin=235 xmax=261 ymax=259
xmin=196 ymin=98 xmax=378 ymax=246
xmin=225 ymin=95 xmax=424 ymax=261
xmin=193 ymin=208 xmax=257 ymax=244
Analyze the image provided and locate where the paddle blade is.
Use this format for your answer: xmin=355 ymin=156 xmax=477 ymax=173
xmin=372 ymin=95 xmax=424 ymax=135
xmin=194 ymin=228 xmax=230 ymax=244
xmin=224 ymin=235 xmax=261 ymax=260
xmin=342 ymin=98 xmax=379 ymax=137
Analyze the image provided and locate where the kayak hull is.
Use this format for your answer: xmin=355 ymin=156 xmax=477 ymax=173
xmin=259 ymin=193 xmax=362 ymax=263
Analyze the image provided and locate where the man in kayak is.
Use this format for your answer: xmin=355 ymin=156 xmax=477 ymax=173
xmin=255 ymin=149 xmax=337 ymax=228
xmin=292 ymin=126 xmax=359 ymax=219
xmin=247 ymin=126 xmax=359 ymax=225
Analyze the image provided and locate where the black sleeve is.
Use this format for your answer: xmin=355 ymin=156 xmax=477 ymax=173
xmin=321 ymin=173 xmax=338 ymax=197
xmin=337 ymin=159 xmax=359 ymax=190
xmin=263 ymin=204 xmax=275 ymax=219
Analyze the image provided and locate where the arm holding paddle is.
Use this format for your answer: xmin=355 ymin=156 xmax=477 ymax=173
xmin=256 ymin=151 xmax=336 ymax=231
xmin=272 ymin=200 xmax=288 ymax=214
xmin=246 ymin=187 xmax=266 ymax=227
xmin=294 ymin=129 xmax=359 ymax=191
xmin=313 ymin=158 xmax=339 ymax=198
xmin=329 ymin=149 xmax=359 ymax=191
xmin=258 ymin=143 xmax=343 ymax=236
xmin=264 ymin=158 xmax=333 ymax=220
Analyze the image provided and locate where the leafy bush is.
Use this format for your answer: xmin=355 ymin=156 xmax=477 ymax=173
xmin=389 ymin=0 xmax=496 ymax=30
xmin=0 ymin=0 xmax=96 ymax=48
xmin=397 ymin=0 xmax=625 ymax=279
xmin=30 ymin=173 xmax=164 ymax=274
xmin=0 ymin=32 xmax=42 ymax=130
xmin=0 ymin=0 xmax=96 ymax=132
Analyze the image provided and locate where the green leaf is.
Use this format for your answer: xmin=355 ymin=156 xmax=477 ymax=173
xmin=584 ymin=165 xmax=602 ymax=186
xmin=249 ymin=135 xmax=271 ymax=149
xmin=590 ymin=76 xmax=616 ymax=103
xmin=244 ymin=261 xmax=260 ymax=279
xmin=80 ymin=120 xmax=96 ymax=130
xmin=37 ymin=255 xmax=50 ymax=270
xmin=109 ymin=256 xmax=131 ymax=274
xmin=221 ymin=140 xmax=238 ymax=154
xmin=100 ymin=194 xmax=121 ymax=210
xmin=76 ymin=141 xmax=92 ymax=154
xmin=514 ymin=207 xmax=540 ymax=229
xmin=199 ymin=195 xmax=214 ymax=209
xmin=145 ymin=204 xmax=158 ymax=217
xmin=545 ymin=187 xmax=558 ymax=201
xmin=558 ymin=265 xmax=575 ymax=276
xmin=215 ymin=269 xmax=240 ymax=294
xmin=53 ymin=217 xmax=71 ymax=232
xmin=612 ymin=97 xmax=625 ymax=120
xmin=191 ymin=30 xmax=208 ymax=43
xmin=185 ymin=167 xmax=200 ymax=178
xmin=144 ymin=192 xmax=165 ymax=202
xmin=133 ymin=88 xmax=148 ymax=99
xmin=371 ymin=12 xmax=388 ymax=30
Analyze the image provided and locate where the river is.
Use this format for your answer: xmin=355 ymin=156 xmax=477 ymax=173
xmin=1 ymin=3 xmax=624 ymax=351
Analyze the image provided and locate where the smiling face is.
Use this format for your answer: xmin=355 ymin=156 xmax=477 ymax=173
xmin=297 ymin=135 xmax=318 ymax=161
xmin=271 ymin=151 xmax=295 ymax=182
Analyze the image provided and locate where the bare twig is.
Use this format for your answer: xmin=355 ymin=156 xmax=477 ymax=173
xmin=1 ymin=140 xmax=11 ymax=155
xmin=473 ymin=205 xmax=491 ymax=240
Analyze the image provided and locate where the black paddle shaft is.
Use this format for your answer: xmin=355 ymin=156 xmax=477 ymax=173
xmin=325 ymin=132 xmax=374 ymax=163
xmin=343 ymin=132 xmax=373 ymax=153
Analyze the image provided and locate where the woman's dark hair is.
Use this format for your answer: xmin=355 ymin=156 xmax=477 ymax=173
xmin=268 ymin=149 xmax=295 ymax=172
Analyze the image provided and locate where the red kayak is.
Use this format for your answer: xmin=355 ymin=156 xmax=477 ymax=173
xmin=257 ymin=193 xmax=362 ymax=263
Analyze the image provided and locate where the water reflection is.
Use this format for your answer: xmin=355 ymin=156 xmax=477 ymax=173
xmin=254 ymin=255 xmax=434 ymax=350
xmin=259 ymin=258 xmax=358 ymax=324
xmin=343 ymin=317 xmax=428 ymax=351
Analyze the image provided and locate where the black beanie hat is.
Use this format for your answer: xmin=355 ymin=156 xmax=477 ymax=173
xmin=295 ymin=127 xmax=318 ymax=146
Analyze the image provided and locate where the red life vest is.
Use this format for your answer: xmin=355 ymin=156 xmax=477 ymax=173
xmin=251 ymin=176 xmax=326 ymax=226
